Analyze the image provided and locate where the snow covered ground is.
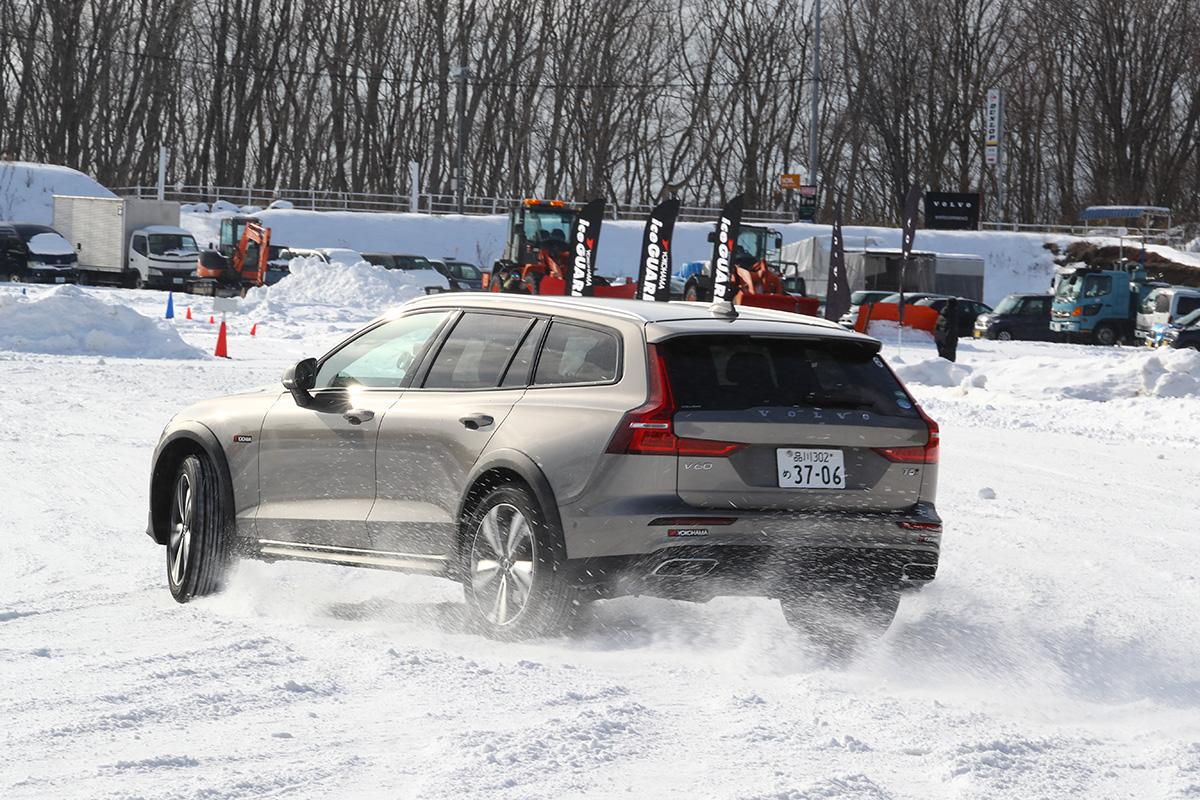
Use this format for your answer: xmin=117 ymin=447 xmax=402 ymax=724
xmin=1 ymin=281 xmax=1198 ymax=799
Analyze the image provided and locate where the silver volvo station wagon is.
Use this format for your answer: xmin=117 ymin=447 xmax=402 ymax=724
xmin=146 ymin=295 xmax=941 ymax=650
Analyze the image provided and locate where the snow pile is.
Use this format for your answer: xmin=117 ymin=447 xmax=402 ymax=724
xmin=895 ymin=346 xmax=1200 ymax=400
xmin=0 ymin=285 xmax=204 ymax=358
xmin=893 ymin=356 xmax=972 ymax=388
xmin=243 ymin=256 xmax=427 ymax=317
xmin=0 ymin=161 xmax=115 ymax=224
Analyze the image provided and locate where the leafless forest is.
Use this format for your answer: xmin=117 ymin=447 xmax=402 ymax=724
xmin=1 ymin=0 xmax=1198 ymax=223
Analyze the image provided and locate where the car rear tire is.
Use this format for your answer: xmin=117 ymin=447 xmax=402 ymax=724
xmin=780 ymin=583 xmax=901 ymax=657
xmin=461 ymin=484 xmax=577 ymax=639
xmin=167 ymin=454 xmax=232 ymax=603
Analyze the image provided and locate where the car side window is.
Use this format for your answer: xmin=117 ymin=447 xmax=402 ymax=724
xmin=1083 ymin=275 xmax=1111 ymax=298
xmin=424 ymin=312 xmax=534 ymax=389
xmin=1029 ymin=298 xmax=1049 ymax=315
xmin=1177 ymin=296 xmax=1200 ymax=317
xmin=315 ymin=311 xmax=450 ymax=390
xmin=132 ymin=235 xmax=149 ymax=256
xmin=501 ymin=320 xmax=546 ymax=387
xmin=534 ymin=322 xmax=620 ymax=386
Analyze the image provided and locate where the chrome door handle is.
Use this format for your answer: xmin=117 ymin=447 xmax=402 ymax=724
xmin=459 ymin=414 xmax=494 ymax=430
xmin=342 ymin=408 xmax=375 ymax=425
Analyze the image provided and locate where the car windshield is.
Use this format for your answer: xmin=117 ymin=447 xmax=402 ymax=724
xmin=849 ymin=291 xmax=884 ymax=305
xmin=397 ymin=256 xmax=435 ymax=270
xmin=450 ymin=262 xmax=481 ymax=279
xmin=148 ymin=234 xmax=198 ymax=256
xmin=993 ymin=295 xmax=1023 ymax=315
xmin=879 ymin=293 xmax=931 ymax=305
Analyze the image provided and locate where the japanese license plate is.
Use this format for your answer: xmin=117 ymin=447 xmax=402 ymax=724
xmin=776 ymin=448 xmax=847 ymax=489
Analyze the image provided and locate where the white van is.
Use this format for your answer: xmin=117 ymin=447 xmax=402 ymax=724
xmin=1137 ymin=286 xmax=1200 ymax=344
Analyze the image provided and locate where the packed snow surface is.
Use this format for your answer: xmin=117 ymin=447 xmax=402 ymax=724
xmin=0 ymin=161 xmax=116 ymax=224
xmin=1 ymin=282 xmax=1198 ymax=799
xmin=0 ymin=285 xmax=203 ymax=358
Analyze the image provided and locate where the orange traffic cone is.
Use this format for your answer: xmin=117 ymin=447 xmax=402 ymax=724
xmin=186 ymin=306 xmax=193 ymax=320
xmin=208 ymin=315 xmax=215 ymax=324
xmin=250 ymin=323 xmax=257 ymax=336
xmin=214 ymin=320 xmax=229 ymax=358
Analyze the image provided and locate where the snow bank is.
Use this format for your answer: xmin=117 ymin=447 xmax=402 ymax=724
xmin=896 ymin=346 xmax=1200 ymax=400
xmin=0 ymin=285 xmax=204 ymax=358
xmin=243 ymin=257 xmax=427 ymax=319
xmin=0 ymin=161 xmax=115 ymax=224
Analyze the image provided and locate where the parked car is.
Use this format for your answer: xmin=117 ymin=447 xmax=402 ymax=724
xmin=0 ymin=222 xmax=79 ymax=284
xmin=973 ymin=293 xmax=1053 ymax=341
xmin=1161 ymin=307 xmax=1200 ymax=350
xmin=430 ymin=258 xmax=484 ymax=291
xmin=1137 ymin=286 xmax=1200 ymax=345
xmin=912 ymin=296 xmax=993 ymax=338
xmin=146 ymin=295 xmax=941 ymax=653
xmin=361 ymin=252 xmax=452 ymax=294
xmin=280 ymin=247 xmax=365 ymax=267
xmin=838 ymin=290 xmax=896 ymax=328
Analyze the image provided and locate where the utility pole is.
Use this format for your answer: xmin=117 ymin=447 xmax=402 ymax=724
xmin=156 ymin=146 xmax=168 ymax=201
xmin=809 ymin=0 xmax=821 ymax=191
xmin=451 ymin=2 xmax=469 ymax=214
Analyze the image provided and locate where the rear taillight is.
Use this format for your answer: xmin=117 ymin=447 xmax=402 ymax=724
xmin=874 ymin=405 xmax=939 ymax=464
xmin=606 ymin=344 xmax=743 ymax=456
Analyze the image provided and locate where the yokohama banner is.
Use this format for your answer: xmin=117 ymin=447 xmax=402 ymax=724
xmin=636 ymin=198 xmax=680 ymax=301
xmin=568 ymin=198 xmax=605 ymax=297
xmin=707 ymin=195 xmax=744 ymax=303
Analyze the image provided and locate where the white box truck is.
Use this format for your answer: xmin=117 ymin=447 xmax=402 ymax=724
xmin=52 ymin=196 xmax=200 ymax=289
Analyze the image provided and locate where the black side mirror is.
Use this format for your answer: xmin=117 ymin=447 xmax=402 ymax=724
xmin=282 ymin=357 xmax=318 ymax=405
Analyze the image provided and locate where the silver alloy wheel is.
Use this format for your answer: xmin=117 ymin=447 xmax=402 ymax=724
xmin=168 ymin=472 xmax=193 ymax=586
xmin=998 ymin=330 xmax=1013 ymax=341
xmin=469 ymin=503 xmax=536 ymax=626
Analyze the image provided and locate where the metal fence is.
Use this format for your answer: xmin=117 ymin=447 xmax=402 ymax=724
xmin=981 ymin=220 xmax=1188 ymax=246
xmin=113 ymin=184 xmax=799 ymax=225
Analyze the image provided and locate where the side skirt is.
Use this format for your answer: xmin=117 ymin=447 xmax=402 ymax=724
xmin=254 ymin=539 xmax=450 ymax=575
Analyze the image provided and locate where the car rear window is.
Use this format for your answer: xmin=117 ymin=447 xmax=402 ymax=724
xmin=659 ymin=335 xmax=916 ymax=416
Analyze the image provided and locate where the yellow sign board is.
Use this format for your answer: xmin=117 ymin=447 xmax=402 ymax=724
xmin=780 ymin=173 xmax=803 ymax=190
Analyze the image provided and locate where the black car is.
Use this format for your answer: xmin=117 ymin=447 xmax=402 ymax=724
xmin=0 ymin=222 xmax=79 ymax=284
xmin=972 ymin=293 xmax=1053 ymax=341
xmin=1162 ymin=307 xmax=1200 ymax=350
xmin=913 ymin=296 xmax=993 ymax=338
xmin=431 ymin=258 xmax=484 ymax=291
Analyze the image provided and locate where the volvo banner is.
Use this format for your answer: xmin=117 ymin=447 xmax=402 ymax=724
xmin=924 ymin=191 xmax=982 ymax=230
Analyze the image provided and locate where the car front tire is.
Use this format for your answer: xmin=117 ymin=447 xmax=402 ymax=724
xmin=780 ymin=583 xmax=901 ymax=657
xmin=997 ymin=329 xmax=1013 ymax=341
xmin=461 ymin=483 xmax=577 ymax=639
xmin=167 ymin=454 xmax=232 ymax=603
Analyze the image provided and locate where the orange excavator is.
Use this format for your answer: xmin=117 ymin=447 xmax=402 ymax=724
xmin=192 ymin=216 xmax=272 ymax=296
xmin=485 ymin=199 xmax=635 ymax=298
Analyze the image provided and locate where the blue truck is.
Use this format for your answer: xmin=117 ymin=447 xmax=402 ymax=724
xmin=1050 ymin=263 xmax=1159 ymax=345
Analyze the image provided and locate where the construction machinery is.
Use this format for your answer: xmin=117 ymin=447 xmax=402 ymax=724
xmin=193 ymin=216 xmax=272 ymax=296
xmin=485 ymin=199 xmax=635 ymax=298
xmin=681 ymin=223 xmax=819 ymax=315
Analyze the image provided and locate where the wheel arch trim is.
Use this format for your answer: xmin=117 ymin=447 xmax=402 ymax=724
xmin=146 ymin=422 xmax=235 ymax=545
xmin=456 ymin=448 xmax=563 ymax=542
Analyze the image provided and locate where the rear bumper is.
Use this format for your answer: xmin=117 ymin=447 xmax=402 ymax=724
xmin=560 ymin=499 xmax=941 ymax=564
xmin=573 ymin=544 xmax=939 ymax=601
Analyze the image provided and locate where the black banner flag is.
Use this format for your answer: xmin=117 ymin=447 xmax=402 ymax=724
xmin=898 ymin=183 xmax=922 ymax=322
xmin=636 ymin=198 xmax=680 ymax=301
xmin=707 ymin=195 xmax=744 ymax=303
xmin=824 ymin=198 xmax=851 ymax=321
xmin=568 ymin=198 xmax=605 ymax=297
